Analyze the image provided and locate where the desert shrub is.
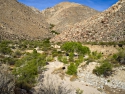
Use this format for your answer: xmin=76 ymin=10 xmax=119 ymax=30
xmin=74 ymin=56 xmax=84 ymax=67
xmin=76 ymin=88 xmax=83 ymax=94
xmin=41 ymin=39 xmax=51 ymax=51
xmin=50 ymin=24 xmax=55 ymax=29
xmin=117 ymin=49 xmax=125 ymax=58
xmin=12 ymin=50 xmax=22 ymax=58
xmin=37 ymin=75 xmax=72 ymax=94
xmin=62 ymin=57 xmax=68 ymax=64
xmin=61 ymin=42 xmax=90 ymax=55
xmin=2 ymin=57 xmax=17 ymax=65
xmin=18 ymin=43 xmax=27 ymax=50
xmin=0 ymin=41 xmax=12 ymax=55
xmin=110 ymin=48 xmax=125 ymax=64
xmin=51 ymin=30 xmax=60 ymax=35
xmin=46 ymin=55 xmax=53 ymax=62
xmin=58 ymin=55 xmax=68 ymax=64
xmin=66 ymin=63 xmax=77 ymax=75
xmin=88 ymin=51 xmax=102 ymax=61
xmin=93 ymin=61 xmax=112 ymax=77
xmin=78 ymin=46 xmax=90 ymax=55
xmin=0 ymin=65 xmax=15 ymax=94
xmin=52 ymin=49 xmax=59 ymax=57
xmin=0 ymin=47 xmax=12 ymax=55
xmin=58 ymin=55 xmax=63 ymax=62
xmin=69 ymin=52 xmax=74 ymax=62
xmin=13 ymin=50 xmax=46 ymax=91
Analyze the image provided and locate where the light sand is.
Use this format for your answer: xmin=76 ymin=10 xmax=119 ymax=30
xmin=39 ymin=58 xmax=105 ymax=94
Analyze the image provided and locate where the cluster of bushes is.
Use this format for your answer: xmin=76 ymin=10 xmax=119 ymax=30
xmin=61 ymin=42 xmax=90 ymax=55
xmin=85 ymin=51 xmax=103 ymax=64
xmin=90 ymin=51 xmax=102 ymax=60
xmin=13 ymin=49 xmax=47 ymax=91
xmin=110 ymin=48 xmax=125 ymax=65
xmin=93 ymin=61 xmax=112 ymax=77
xmin=93 ymin=47 xmax=125 ymax=77
xmin=1 ymin=39 xmax=124 ymax=94
xmin=6 ymin=39 xmax=51 ymax=51
xmin=1 ymin=57 xmax=17 ymax=65
xmin=59 ymin=42 xmax=90 ymax=75
xmin=0 ymin=40 xmax=12 ymax=55
xmin=66 ymin=63 xmax=77 ymax=75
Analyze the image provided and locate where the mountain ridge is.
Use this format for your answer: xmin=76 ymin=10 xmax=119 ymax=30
xmin=0 ymin=0 xmax=125 ymax=43
xmin=51 ymin=0 xmax=125 ymax=43
xmin=41 ymin=2 xmax=99 ymax=33
xmin=0 ymin=0 xmax=52 ymax=40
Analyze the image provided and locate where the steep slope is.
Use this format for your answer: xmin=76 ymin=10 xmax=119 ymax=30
xmin=51 ymin=0 xmax=125 ymax=43
xmin=0 ymin=0 xmax=51 ymax=40
xmin=41 ymin=2 xmax=99 ymax=33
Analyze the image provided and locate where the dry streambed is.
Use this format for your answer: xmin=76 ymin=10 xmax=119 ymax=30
xmin=33 ymin=45 xmax=125 ymax=94
xmin=34 ymin=58 xmax=104 ymax=94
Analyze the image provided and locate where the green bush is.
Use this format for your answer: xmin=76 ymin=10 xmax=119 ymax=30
xmin=76 ymin=88 xmax=83 ymax=94
xmin=0 ymin=47 xmax=12 ymax=55
xmin=74 ymin=56 xmax=84 ymax=67
xmin=58 ymin=55 xmax=68 ymax=64
xmin=12 ymin=50 xmax=22 ymax=58
xmin=50 ymin=24 xmax=55 ymax=29
xmin=51 ymin=30 xmax=60 ymax=35
xmin=52 ymin=49 xmax=59 ymax=57
xmin=61 ymin=42 xmax=90 ymax=55
xmin=0 ymin=41 xmax=12 ymax=55
xmin=69 ymin=52 xmax=74 ymax=62
xmin=110 ymin=48 xmax=125 ymax=64
xmin=58 ymin=55 xmax=63 ymax=62
xmin=66 ymin=63 xmax=77 ymax=75
xmin=2 ymin=57 xmax=17 ymax=65
xmin=62 ymin=57 xmax=68 ymax=64
xmin=88 ymin=51 xmax=102 ymax=61
xmin=46 ymin=55 xmax=53 ymax=62
xmin=13 ymin=50 xmax=47 ymax=90
xmin=93 ymin=61 xmax=112 ymax=77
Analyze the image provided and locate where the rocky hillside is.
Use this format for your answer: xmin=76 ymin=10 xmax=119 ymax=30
xmin=0 ymin=0 xmax=52 ymax=40
xmin=41 ymin=2 xmax=99 ymax=33
xmin=51 ymin=0 xmax=125 ymax=43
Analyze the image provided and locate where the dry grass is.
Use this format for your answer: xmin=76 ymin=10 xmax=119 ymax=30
xmin=70 ymin=75 xmax=78 ymax=81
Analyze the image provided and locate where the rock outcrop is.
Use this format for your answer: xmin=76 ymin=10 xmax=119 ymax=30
xmin=51 ymin=0 xmax=125 ymax=43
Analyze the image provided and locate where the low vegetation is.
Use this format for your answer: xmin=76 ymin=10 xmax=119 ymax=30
xmin=83 ymin=41 xmax=125 ymax=46
xmin=0 ymin=40 xmax=124 ymax=94
xmin=38 ymin=75 xmax=72 ymax=94
xmin=61 ymin=42 xmax=90 ymax=55
xmin=13 ymin=49 xmax=47 ymax=91
xmin=93 ymin=61 xmax=113 ymax=77
xmin=59 ymin=42 xmax=91 ymax=75
xmin=66 ymin=63 xmax=77 ymax=75
xmin=111 ymin=48 xmax=125 ymax=64
xmin=0 ymin=40 xmax=12 ymax=55
xmin=51 ymin=30 xmax=60 ymax=35
xmin=49 ymin=23 xmax=55 ymax=29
